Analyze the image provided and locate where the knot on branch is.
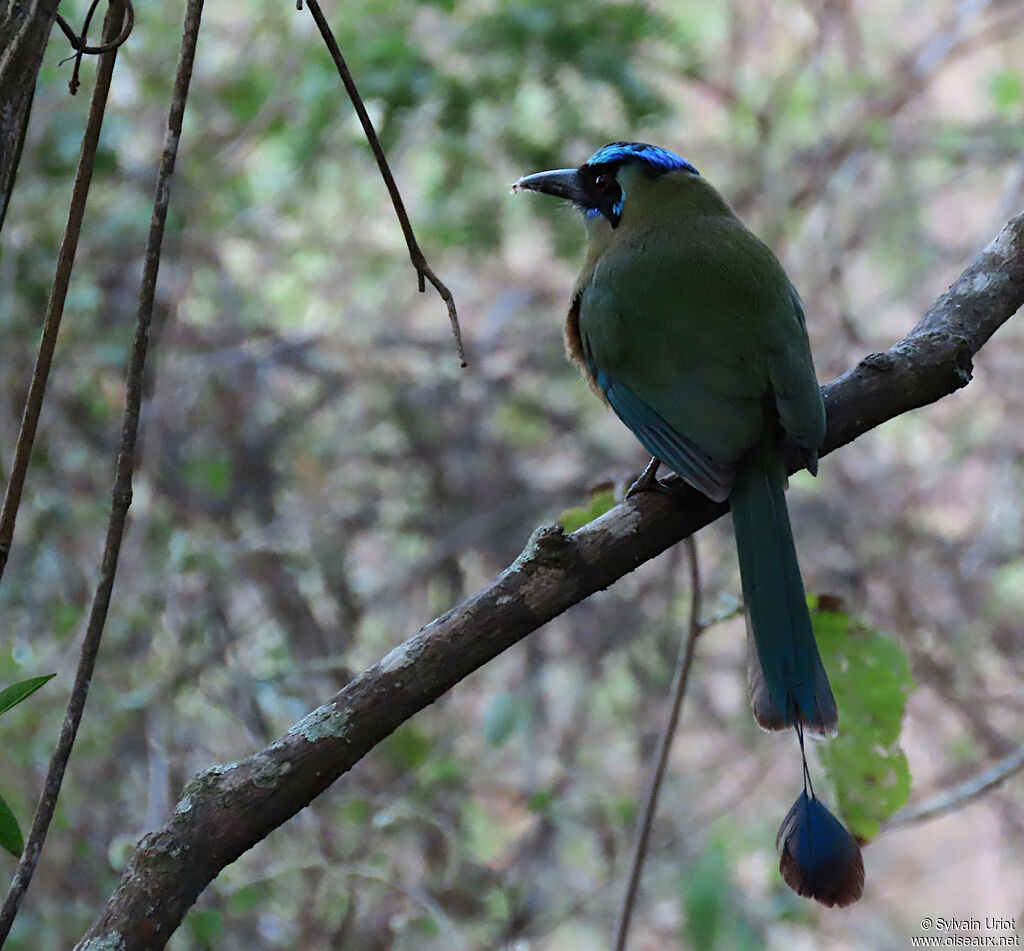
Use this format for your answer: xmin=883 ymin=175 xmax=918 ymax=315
xmin=951 ymin=336 xmax=975 ymax=387
xmin=860 ymin=351 xmax=896 ymax=373
xmin=510 ymin=523 xmax=576 ymax=572
xmin=56 ymin=0 xmax=135 ymax=95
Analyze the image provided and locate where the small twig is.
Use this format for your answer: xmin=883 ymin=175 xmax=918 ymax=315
xmin=882 ymin=743 xmax=1024 ymax=834
xmin=0 ymin=0 xmax=202 ymax=941
xmin=300 ymin=0 xmax=467 ymax=368
xmin=61 ymin=0 xmax=101 ymax=95
xmin=0 ymin=1 xmax=129 ymax=582
xmin=54 ymin=0 xmax=135 ymax=95
xmin=612 ymin=536 xmax=703 ymax=951
xmin=54 ymin=1 xmax=135 ymax=55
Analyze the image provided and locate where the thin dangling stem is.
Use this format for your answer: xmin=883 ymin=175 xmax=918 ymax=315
xmin=612 ymin=536 xmax=702 ymax=951
xmin=796 ymin=720 xmax=815 ymax=798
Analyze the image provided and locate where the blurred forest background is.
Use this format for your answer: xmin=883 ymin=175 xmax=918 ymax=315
xmin=2 ymin=0 xmax=1024 ymax=948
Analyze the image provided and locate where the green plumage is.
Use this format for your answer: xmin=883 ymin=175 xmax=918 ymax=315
xmin=732 ymin=424 xmax=836 ymax=732
xmin=515 ymin=144 xmax=863 ymax=904
xmin=567 ymin=164 xmax=836 ymax=733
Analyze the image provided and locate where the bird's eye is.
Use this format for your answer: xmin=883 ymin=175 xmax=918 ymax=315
xmin=594 ymin=174 xmax=609 ymax=192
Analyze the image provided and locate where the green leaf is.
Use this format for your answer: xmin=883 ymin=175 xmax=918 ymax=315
xmin=682 ymin=839 xmax=729 ymax=951
xmin=0 ymin=791 xmax=24 ymax=858
xmin=680 ymin=836 xmax=762 ymax=951
xmin=51 ymin=603 xmax=83 ymax=640
xmin=408 ymin=914 xmax=441 ymax=938
xmin=526 ymin=787 xmax=554 ymax=813
xmin=181 ymin=451 xmax=232 ymax=499
xmin=339 ymin=797 xmax=373 ymax=826
xmin=381 ymin=723 xmax=433 ymax=771
xmin=481 ymin=690 xmax=518 ymax=748
xmin=989 ymin=70 xmax=1023 ymax=111
xmin=228 ymin=883 xmax=264 ymax=914
xmin=187 ymin=908 xmax=223 ymax=947
xmin=813 ymin=600 xmax=915 ymax=840
xmin=558 ymin=489 xmax=616 ymax=533
xmin=0 ymin=673 xmax=56 ymax=717
xmin=420 ymin=755 xmax=465 ymax=786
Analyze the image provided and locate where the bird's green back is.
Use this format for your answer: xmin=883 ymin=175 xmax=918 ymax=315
xmin=569 ymin=166 xmax=825 ymax=495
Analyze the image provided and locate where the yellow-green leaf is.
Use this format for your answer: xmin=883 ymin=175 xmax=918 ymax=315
xmin=813 ymin=599 xmax=915 ymax=841
xmin=559 ymin=489 xmax=615 ymax=533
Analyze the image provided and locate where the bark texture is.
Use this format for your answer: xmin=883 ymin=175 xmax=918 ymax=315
xmin=0 ymin=0 xmax=58 ymax=235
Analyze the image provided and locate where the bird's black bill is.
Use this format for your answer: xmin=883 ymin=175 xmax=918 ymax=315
xmin=511 ymin=168 xmax=586 ymax=204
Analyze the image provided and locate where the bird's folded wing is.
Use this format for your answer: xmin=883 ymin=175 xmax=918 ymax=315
xmin=596 ymin=370 xmax=735 ymax=502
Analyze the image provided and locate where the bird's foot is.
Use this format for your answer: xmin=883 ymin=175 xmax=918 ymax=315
xmin=625 ymin=457 xmax=679 ymax=500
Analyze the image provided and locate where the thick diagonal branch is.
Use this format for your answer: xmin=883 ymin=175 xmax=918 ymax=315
xmin=77 ymin=214 xmax=1024 ymax=950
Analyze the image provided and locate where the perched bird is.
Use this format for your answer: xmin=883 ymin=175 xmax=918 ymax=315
xmin=514 ymin=141 xmax=863 ymax=907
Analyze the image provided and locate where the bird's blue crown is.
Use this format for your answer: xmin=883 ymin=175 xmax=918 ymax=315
xmin=585 ymin=142 xmax=699 ymax=176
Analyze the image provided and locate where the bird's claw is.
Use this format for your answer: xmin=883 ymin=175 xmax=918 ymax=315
xmin=625 ymin=458 xmax=679 ymax=500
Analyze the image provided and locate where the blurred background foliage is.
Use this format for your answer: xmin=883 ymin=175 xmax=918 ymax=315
xmin=1 ymin=0 xmax=1023 ymax=947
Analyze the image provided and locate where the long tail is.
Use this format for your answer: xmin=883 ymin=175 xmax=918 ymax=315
xmin=730 ymin=430 xmax=837 ymax=735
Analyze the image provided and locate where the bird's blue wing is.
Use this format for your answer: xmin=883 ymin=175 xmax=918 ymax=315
xmin=594 ymin=369 xmax=734 ymax=502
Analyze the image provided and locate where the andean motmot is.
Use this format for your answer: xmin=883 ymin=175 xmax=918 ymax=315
xmin=513 ymin=141 xmax=864 ymax=907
